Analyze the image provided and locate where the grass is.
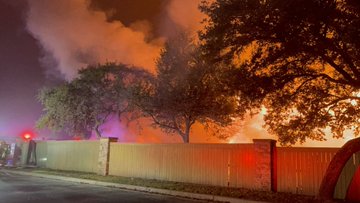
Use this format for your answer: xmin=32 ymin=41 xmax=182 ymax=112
xmin=14 ymin=167 xmax=341 ymax=203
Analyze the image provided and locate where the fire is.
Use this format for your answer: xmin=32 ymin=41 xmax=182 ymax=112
xmin=227 ymin=103 xmax=355 ymax=148
xmin=25 ymin=1 xmax=357 ymax=147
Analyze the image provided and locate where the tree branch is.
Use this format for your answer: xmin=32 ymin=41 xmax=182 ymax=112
xmin=289 ymin=78 xmax=314 ymax=98
xmin=324 ymin=95 xmax=359 ymax=109
xmin=321 ymin=54 xmax=355 ymax=83
xmin=339 ymin=44 xmax=360 ymax=80
xmin=148 ymin=113 xmax=184 ymax=136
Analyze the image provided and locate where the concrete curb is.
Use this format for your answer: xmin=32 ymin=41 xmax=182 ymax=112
xmin=3 ymin=169 xmax=268 ymax=203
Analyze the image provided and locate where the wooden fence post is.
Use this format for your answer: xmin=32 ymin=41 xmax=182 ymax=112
xmin=253 ymin=139 xmax=277 ymax=191
xmin=98 ymin=137 xmax=118 ymax=176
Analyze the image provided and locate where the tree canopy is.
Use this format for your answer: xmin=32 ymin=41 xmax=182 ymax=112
xmin=37 ymin=63 xmax=149 ymax=138
xmin=201 ymin=0 xmax=360 ymax=145
xmin=134 ymin=33 xmax=239 ymax=143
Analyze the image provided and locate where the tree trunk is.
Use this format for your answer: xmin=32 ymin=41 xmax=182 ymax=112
xmin=94 ymin=125 xmax=102 ymax=138
xmin=180 ymin=130 xmax=190 ymax=143
xmin=182 ymin=132 xmax=190 ymax=143
xmin=181 ymin=120 xmax=191 ymax=143
xmin=318 ymin=137 xmax=360 ymax=200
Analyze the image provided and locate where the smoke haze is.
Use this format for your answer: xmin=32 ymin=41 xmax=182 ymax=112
xmin=166 ymin=0 xmax=204 ymax=32
xmin=26 ymin=0 xmax=163 ymax=79
xmin=26 ymin=0 xmax=222 ymax=143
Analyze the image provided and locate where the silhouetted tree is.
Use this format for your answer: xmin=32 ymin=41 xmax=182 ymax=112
xmin=201 ymin=0 xmax=360 ymax=199
xmin=134 ymin=33 xmax=239 ymax=143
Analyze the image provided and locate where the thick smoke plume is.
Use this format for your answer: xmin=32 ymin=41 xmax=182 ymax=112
xmin=166 ymin=0 xmax=205 ymax=32
xmin=26 ymin=0 xmax=163 ymax=80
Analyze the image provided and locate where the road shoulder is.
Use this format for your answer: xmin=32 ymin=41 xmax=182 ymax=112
xmin=2 ymin=169 xmax=266 ymax=203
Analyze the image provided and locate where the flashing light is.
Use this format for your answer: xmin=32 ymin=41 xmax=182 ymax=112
xmin=22 ymin=133 xmax=32 ymax=141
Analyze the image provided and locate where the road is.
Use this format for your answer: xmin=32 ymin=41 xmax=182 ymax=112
xmin=0 ymin=170 xmax=208 ymax=203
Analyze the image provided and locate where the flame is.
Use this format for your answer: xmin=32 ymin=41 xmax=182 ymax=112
xmin=227 ymin=104 xmax=356 ymax=147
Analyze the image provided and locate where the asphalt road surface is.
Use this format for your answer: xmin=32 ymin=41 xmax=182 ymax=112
xmin=0 ymin=170 xmax=208 ymax=203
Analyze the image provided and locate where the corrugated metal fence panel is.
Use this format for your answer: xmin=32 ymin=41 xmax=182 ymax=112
xmin=277 ymin=147 xmax=338 ymax=196
xmin=35 ymin=141 xmax=48 ymax=167
xmin=44 ymin=140 xmax=99 ymax=173
xmin=109 ymin=143 xmax=256 ymax=187
xmin=38 ymin=140 xmax=358 ymax=197
xmin=334 ymin=151 xmax=360 ymax=199
xmin=229 ymin=144 xmax=256 ymax=188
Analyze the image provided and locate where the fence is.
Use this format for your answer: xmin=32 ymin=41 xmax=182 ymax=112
xmin=35 ymin=140 xmax=99 ymax=173
xmin=276 ymin=147 xmax=338 ymax=195
xmin=109 ymin=143 xmax=256 ymax=188
xmin=30 ymin=138 xmax=360 ymax=199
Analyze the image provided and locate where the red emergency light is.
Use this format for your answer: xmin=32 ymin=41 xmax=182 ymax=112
xmin=22 ymin=133 xmax=32 ymax=141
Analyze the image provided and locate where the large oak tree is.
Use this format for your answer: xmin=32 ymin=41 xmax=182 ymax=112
xmin=201 ymin=0 xmax=360 ymax=199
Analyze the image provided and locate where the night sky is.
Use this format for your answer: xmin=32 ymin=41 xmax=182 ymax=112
xmin=0 ymin=1 xmax=44 ymax=140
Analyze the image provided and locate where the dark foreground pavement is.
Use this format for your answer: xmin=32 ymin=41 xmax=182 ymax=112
xmin=0 ymin=170 xmax=208 ymax=203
